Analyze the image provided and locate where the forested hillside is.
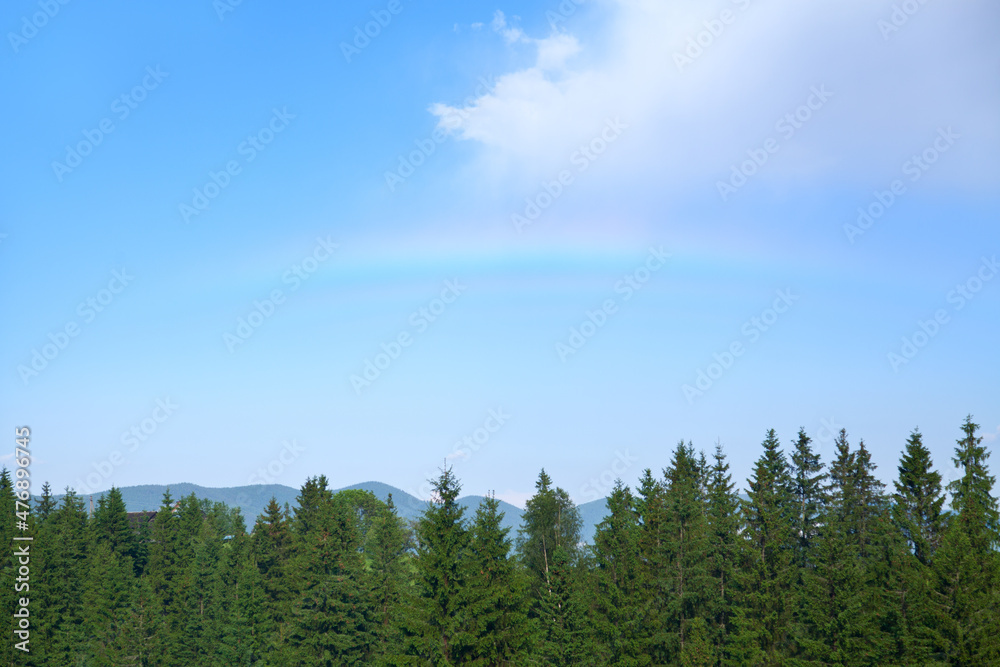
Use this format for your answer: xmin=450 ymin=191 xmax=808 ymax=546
xmin=2 ymin=416 xmax=997 ymax=665
xmin=43 ymin=481 xmax=611 ymax=544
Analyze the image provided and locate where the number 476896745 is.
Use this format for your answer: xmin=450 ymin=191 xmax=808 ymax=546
xmin=14 ymin=427 xmax=31 ymax=515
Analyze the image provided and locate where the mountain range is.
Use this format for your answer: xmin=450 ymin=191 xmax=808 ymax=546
xmin=50 ymin=481 xmax=612 ymax=544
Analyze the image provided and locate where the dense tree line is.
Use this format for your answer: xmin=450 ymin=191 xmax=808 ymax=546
xmin=0 ymin=415 xmax=997 ymax=665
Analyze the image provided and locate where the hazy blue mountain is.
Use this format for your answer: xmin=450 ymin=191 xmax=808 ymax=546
xmin=46 ymin=481 xmax=608 ymax=543
xmin=578 ymin=497 xmax=609 ymax=540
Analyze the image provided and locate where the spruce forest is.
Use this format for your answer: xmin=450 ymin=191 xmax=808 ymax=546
xmin=3 ymin=415 xmax=998 ymax=666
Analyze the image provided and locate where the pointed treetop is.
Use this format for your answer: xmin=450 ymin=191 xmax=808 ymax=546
xmin=535 ymin=468 xmax=553 ymax=493
xmin=948 ymin=415 xmax=998 ymax=532
xmin=430 ymin=464 xmax=462 ymax=506
xmin=159 ymin=488 xmax=174 ymax=511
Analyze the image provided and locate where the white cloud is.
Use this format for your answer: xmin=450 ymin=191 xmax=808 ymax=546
xmin=433 ymin=0 xmax=1000 ymax=195
xmin=535 ymin=33 xmax=581 ymax=71
xmin=492 ymin=10 xmax=527 ymax=44
xmin=984 ymin=425 xmax=1000 ymax=443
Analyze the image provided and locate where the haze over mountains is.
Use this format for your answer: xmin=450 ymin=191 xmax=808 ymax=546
xmin=53 ymin=481 xmax=612 ymax=543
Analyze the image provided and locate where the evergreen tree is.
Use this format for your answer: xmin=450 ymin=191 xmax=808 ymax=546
xmin=661 ymin=441 xmax=710 ymax=663
xmin=462 ymin=493 xmax=532 ymax=665
xmin=887 ymin=432 xmax=950 ymax=662
xmin=217 ymin=535 xmax=267 ymax=666
xmin=43 ymin=489 xmax=91 ymax=665
xmin=288 ymin=492 xmax=374 ymax=665
xmin=732 ymin=429 xmax=795 ymax=665
xmin=253 ymin=495 xmax=296 ymax=658
xmin=173 ymin=516 xmax=225 ymax=665
xmin=368 ymin=494 xmax=412 ymax=663
xmin=0 ymin=470 xmax=19 ymax=664
xmin=91 ymin=486 xmax=137 ymax=562
xmin=517 ymin=469 xmax=582 ymax=595
xmin=401 ymin=466 xmax=472 ymax=665
xmin=680 ymin=616 xmax=716 ymax=667
xmin=121 ymin=576 xmax=164 ymax=666
xmin=145 ymin=489 xmax=185 ymax=661
xmin=293 ymin=475 xmax=333 ymax=537
xmin=535 ymin=544 xmax=586 ymax=666
xmin=854 ymin=440 xmax=909 ymax=663
xmin=935 ymin=415 xmax=1000 ymax=663
xmin=704 ymin=442 xmax=741 ymax=660
xmin=893 ymin=428 xmax=946 ymax=565
xmin=35 ymin=480 xmax=57 ymax=523
xmin=634 ymin=468 xmax=668 ymax=661
xmin=83 ymin=541 xmax=136 ymax=666
xmin=947 ymin=415 xmax=1000 ymax=549
xmin=588 ymin=480 xmax=647 ymax=666
xmin=789 ymin=427 xmax=826 ymax=568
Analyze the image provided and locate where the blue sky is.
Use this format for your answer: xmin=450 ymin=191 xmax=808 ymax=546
xmin=2 ymin=0 xmax=998 ymax=508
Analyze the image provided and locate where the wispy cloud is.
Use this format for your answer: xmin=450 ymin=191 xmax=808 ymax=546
xmin=492 ymin=10 xmax=527 ymax=44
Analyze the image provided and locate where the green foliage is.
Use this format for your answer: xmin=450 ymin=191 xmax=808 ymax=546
xmin=934 ymin=415 xmax=1000 ymax=663
xmin=462 ymin=494 xmax=532 ymax=664
xmin=401 ymin=465 xmax=472 ymax=665
xmin=368 ymin=495 xmax=413 ymax=662
xmin=704 ymin=442 xmax=741 ymax=660
xmin=589 ymin=480 xmax=648 ymax=665
xmin=287 ymin=493 xmax=375 ymax=665
xmin=789 ymin=427 xmax=826 ymax=568
xmin=661 ymin=441 xmax=711 ymax=663
xmin=733 ymin=429 xmax=796 ymax=665
xmin=516 ymin=469 xmax=582 ymax=596
xmin=21 ymin=414 xmax=998 ymax=665
xmin=893 ymin=428 xmax=947 ymax=565
xmin=535 ymin=544 xmax=587 ymax=666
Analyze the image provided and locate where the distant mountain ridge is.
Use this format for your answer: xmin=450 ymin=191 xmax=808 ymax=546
xmin=49 ymin=481 xmax=611 ymax=544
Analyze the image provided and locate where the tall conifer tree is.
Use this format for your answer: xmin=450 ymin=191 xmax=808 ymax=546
xmin=462 ymin=494 xmax=532 ymax=664
xmin=662 ymin=441 xmax=710 ymax=663
xmin=733 ymin=429 xmax=795 ymax=665
xmin=402 ymin=466 xmax=472 ymax=665
xmin=893 ymin=428 xmax=946 ymax=565
xmin=589 ymin=481 xmax=647 ymax=666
